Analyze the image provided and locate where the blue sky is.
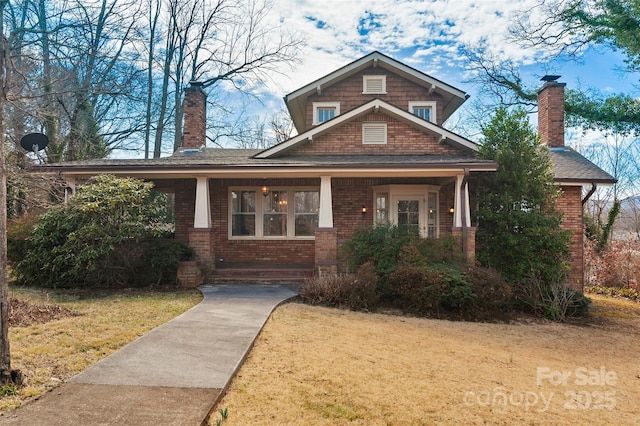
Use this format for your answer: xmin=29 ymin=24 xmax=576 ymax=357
xmin=255 ymin=0 xmax=636 ymax=119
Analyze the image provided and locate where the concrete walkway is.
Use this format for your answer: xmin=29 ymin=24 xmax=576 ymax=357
xmin=0 ymin=285 xmax=298 ymax=426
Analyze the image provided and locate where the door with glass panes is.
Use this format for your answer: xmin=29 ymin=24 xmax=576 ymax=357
xmin=390 ymin=191 xmax=438 ymax=238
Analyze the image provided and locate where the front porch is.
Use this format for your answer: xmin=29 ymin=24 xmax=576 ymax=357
xmin=169 ymin=174 xmax=479 ymax=282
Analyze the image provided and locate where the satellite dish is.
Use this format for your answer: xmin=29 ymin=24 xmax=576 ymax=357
xmin=20 ymin=133 xmax=49 ymax=153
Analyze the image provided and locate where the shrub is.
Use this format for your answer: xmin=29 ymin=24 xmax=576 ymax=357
xmin=463 ymin=265 xmax=513 ymax=311
xmin=389 ymin=265 xmax=443 ymax=314
xmin=341 ymin=224 xmax=418 ymax=277
xmin=14 ymin=175 xmax=179 ymax=288
xmin=585 ymin=285 xmax=640 ymax=302
xmin=300 ymin=263 xmax=378 ymax=311
xmin=584 ymin=239 xmax=640 ymax=289
xmin=7 ymin=213 xmax=39 ymax=265
xmin=515 ymin=274 xmax=591 ymax=320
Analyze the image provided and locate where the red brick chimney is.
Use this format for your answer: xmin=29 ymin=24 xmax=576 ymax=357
xmin=538 ymin=76 xmax=566 ymax=148
xmin=182 ymin=81 xmax=206 ymax=150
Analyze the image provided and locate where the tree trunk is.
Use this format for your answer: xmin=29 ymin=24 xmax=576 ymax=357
xmin=0 ymin=0 xmax=12 ymax=384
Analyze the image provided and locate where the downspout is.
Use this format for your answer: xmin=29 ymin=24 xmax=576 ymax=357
xmin=460 ymin=168 xmax=470 ymax=257
xmin=582 ymin=183 xmax=597 ymax=206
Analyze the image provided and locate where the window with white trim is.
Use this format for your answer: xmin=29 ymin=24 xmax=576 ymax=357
xmin=230 ymin=188 xmax=319 ymax=239
xmin=362 ymin=122 xmax=387 ymax=144
xmin=363 ymin=75 xmax=386 ymax=94
xmin=408 ymin=101 xmax=437 ymax=123
xmin=312 ymin=102 xmax=340 ymax=125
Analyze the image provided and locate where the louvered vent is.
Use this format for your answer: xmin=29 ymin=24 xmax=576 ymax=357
xmin=362 ymin=122 xmax=387 ymax=144
xmin=363 ymin=75 xmax=386 ymax=94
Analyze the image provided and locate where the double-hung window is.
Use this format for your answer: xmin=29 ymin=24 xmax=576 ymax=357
xmin=408 ymin=101 xmax=437 ymax=123
xmin=312 ymin=102 xmax=340 ymax=125
xmin=230 ymin=187 xmax=319 ymax=238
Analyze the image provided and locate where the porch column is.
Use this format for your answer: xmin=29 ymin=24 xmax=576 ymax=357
xmin=452 ymin=173 xmax=475 ymax=262
xmin=318 ymin=175 xmax=333 ymax=227
xmin=315 ymin=175 xmax=337 ymax=275
xmin=453 ymin=174 xmax=471 ymax=228
xmin=193 ymin=176 xmax=211 ymax=228
xmin=188 ymin=176 xmax=214 ymax=282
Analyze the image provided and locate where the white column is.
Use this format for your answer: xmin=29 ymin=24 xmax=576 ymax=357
xmin=318 ymin=175 xmax=334 ymax=228
xmin=193 ymin=176 xmax=211 ymax=228
xmin=454 ymin=174 xmax=471 ymax=227
xmin=454 ymin=175 xmax=462 ymax=227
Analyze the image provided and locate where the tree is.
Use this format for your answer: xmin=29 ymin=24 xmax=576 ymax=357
xmin=13 ymin=175 xmax=190 ymax=288
xmin=475 ymin=108 xmax=571 ymax=286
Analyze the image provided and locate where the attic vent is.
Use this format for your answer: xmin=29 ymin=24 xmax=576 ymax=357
xmin=362 ymin=122 xmax=387 ymax=145
xmin=363 ymin=75 xmax=386 ymax=94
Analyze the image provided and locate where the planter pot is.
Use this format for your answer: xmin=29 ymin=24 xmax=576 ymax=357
xmin=177 ymin=261 xmax=202 ymax=288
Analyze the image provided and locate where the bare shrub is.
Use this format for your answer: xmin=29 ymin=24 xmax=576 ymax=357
xmin=585 ymin=239 xmax=640 ymax=289
xmin=300 ymin=263 xmax=378 ymax=311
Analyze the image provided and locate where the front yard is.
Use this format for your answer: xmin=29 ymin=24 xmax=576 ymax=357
xmin=212 ymin=294 xmax=640 ymax=425
xmin=1 ymin=286 xmax=202 ymax=411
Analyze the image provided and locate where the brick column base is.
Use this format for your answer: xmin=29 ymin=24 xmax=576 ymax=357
xmin=451 ymin=226 xmax=476 ymax=263
xmin=188 ymin=228 xmax=215 ymax=279
xmin=315 ymin=228 xmax=338 ymax=276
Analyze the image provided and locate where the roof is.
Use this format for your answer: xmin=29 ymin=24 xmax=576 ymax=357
xmin=255 ymin=98 xmax=478 ymax=158
xmin=548 ymin=147 xmax=617 ymax=184
xmin=36 ymin=148 xmax=498 ymax=179
xmin=284 ymin=51 xmax=468 ymax=133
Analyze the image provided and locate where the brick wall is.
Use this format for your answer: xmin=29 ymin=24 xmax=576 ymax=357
xmin=290 ymin=114 xmax=467 ymax=156
xmin=556 ymin=185 xmax=584 ymax=290
xmin=307 ymin=67 xmax=444 ymax=127
xmin=315 ymin=228 xmax=338 ymax=275
xmin=173 ymin=177 xmax=472 ymax=271
xmin=538 ymin=81 xmax=566 ymax=148
xmin=182 ymin=83 xmax=207 ymax=150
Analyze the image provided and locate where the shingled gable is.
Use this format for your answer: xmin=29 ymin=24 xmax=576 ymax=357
xmin=284 ymin=51 xmax=468 ymax=133
xmin=254 ymin=98 xmax=479 ymax=159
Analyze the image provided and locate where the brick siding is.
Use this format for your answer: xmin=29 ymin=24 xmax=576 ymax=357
xmin=307 ymin=67 xmax=444 ymax=127
xmin=182 ymin=84 xmax=207 ymax=150
xmin=556 ymin=185 xmax=584 ymax=290
xmin=538 ymin=82 xmax=566 ymax=148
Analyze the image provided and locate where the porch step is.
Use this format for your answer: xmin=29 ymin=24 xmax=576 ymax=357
xmin=211 ymin=264 xmax=313 ymax=285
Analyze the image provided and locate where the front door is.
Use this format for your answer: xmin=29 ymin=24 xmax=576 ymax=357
xmin=396 ymin=199 xmax=421 ymax=235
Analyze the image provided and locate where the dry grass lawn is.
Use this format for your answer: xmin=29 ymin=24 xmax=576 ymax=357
xmin=213 ymin=294 xmax=640 ymax=425
xmin=2 ymin=285 xmax=202 ymax=411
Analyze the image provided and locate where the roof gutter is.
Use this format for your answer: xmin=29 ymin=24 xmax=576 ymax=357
xmin=582 ymin=182 xmax=598 ymax=206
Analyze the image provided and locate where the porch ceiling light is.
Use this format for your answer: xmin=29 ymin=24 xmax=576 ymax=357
xmin=261 ymin=180 xmax=269 ymax=197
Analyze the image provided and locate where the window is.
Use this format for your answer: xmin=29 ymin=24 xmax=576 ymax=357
xmin=263 ymin=191 xmax=288 ymax=237
xmin=363 ymin=75 xmax=386 ymax=94
xmin=231 ymin=190 xmax=256 ymax=236
xmin=312 ymin=102 xmax=340 ymax=125
xmin=376 ymin=193 xmax=388 ymax=223
xmin=294 ymin=191 xmax=319 ymax=236
xmin=230 ymin=188 xmax=319 ymax=239
xmin=362 ymin=122 xmax=387 ymax=145
xmin=408 ymin=101 xmax=437 ymax=123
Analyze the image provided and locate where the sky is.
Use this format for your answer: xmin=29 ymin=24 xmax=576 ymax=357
xmin=251 ymin=0 xmax=637 ymax=128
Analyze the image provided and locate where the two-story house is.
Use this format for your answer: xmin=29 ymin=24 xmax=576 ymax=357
xmin=40 ymin=51 xmax=615 ymax=289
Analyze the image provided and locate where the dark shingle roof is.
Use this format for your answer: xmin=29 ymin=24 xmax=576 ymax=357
xmin=37 ymin=148 xmax=495 ymax=170
xmin=548 ymin=147 xmax=616 ymax=183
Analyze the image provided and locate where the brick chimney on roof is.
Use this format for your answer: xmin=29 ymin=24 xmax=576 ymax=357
xmin=182 ymin=81 xmax=207 ymax=150
xmin=538 ymin=76 xmax=566 ymax=148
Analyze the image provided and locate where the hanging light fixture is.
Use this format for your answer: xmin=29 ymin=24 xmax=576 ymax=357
xmin=261 ymin=180 xmax=269 ymax=197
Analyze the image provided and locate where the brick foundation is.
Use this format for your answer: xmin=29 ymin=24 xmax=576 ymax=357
xmin=188 ymin=228 xmax=215 ymax=279
xmin=315 ymin=228 xmax=338 ymax=276
xmin=451 ymin=226 xmax=476 ymax=262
